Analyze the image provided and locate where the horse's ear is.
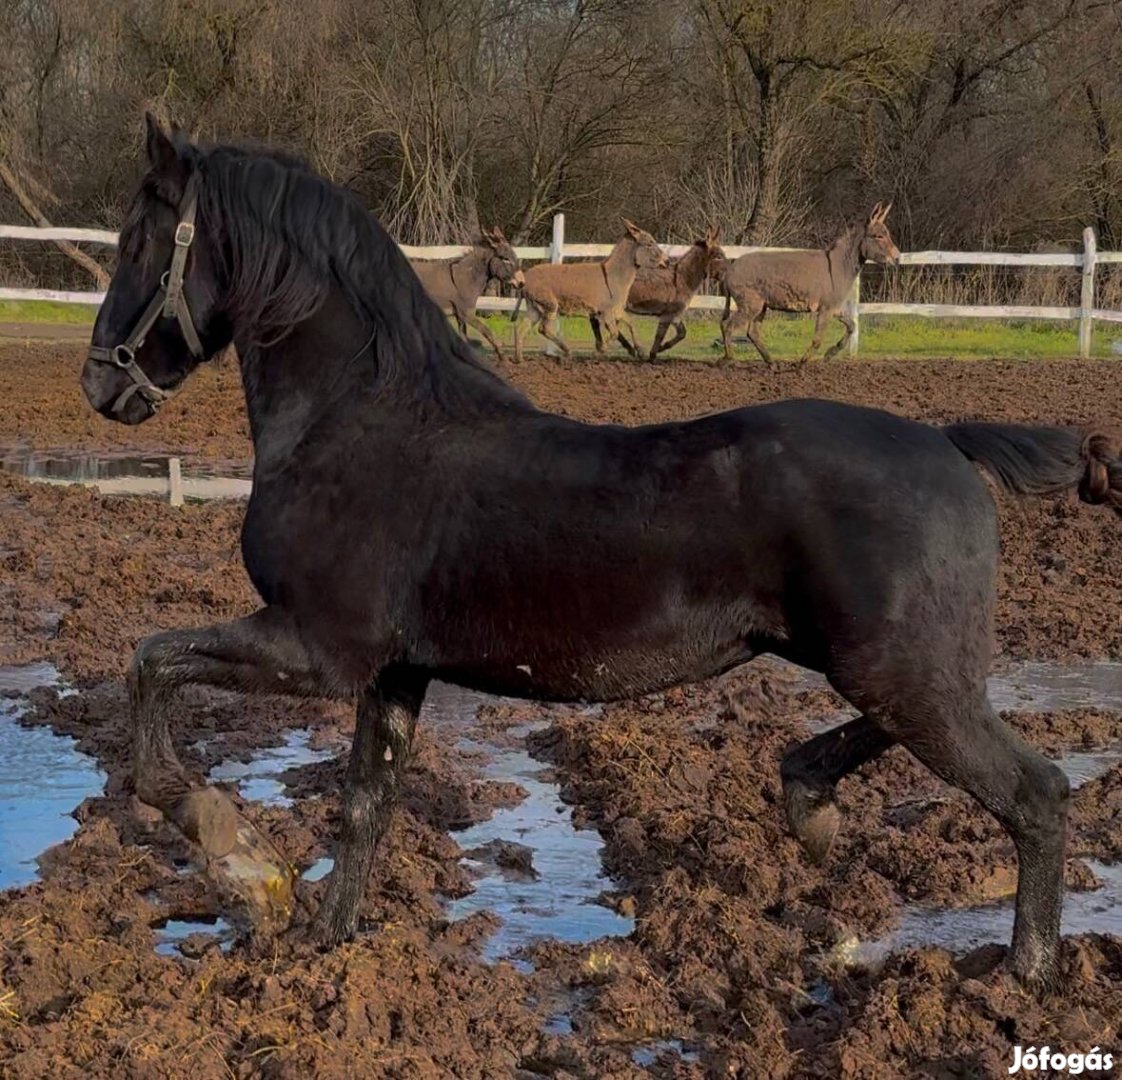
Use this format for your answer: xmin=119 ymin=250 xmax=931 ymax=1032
xmin=145 ymin=111 xmax=177 ymax=173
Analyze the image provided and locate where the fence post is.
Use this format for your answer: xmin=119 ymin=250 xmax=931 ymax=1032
xmin=168 ymin=456 xmax=184 ymax=507
xmin=1080 ymin=226 xmax=1096 ymax=359
xmin=544 ymin=213 xmax=565 ymax=357
xmin=845 ymin=274 xmax=860 ymax=356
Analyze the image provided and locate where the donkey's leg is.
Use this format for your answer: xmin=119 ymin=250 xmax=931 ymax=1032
xmin=538 ymin=307 xmax=570 ymax=356
xmin=654 ymin=318 xmax=687 ymax=359
xmin=646 ymin=318 xmax=671 ymax=360
xmin=744 ymin=314 xmax=776 ymax=372
xmin=129 ymin=607 xmax=330 ymax=926
xmin=721 ymin=301 xmax=750 ymax=365
xmin=796 ymin=308 xmax=832 ymax=369
xmin=616 ymin=316 xmax=641 ymax=357
xmin=781 ymin=716 xmax=894 ymax=861
xmin=467 ymin=312 xmax=504 ymax=361
xmin=312 ymin=667 xmax=428 ymax=945
xmin=589 ymin=315 xmax=605 ymax=353
xmin=823 ymin=310 xmax=856 ymax=360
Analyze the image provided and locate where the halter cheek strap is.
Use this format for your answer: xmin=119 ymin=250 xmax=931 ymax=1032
xmin=87 ymin=174 xmax=205 ymax=415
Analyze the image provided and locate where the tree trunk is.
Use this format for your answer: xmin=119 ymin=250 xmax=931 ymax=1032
xmin=0 ymin=158 xmax=110 ymax=288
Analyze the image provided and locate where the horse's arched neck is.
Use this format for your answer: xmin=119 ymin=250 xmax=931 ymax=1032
xmin=233 ymin=288 xmax=373 ymax=470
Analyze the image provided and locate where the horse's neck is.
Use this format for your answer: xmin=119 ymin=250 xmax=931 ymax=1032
xmin=235 ymin=286 xmax=536 ymax=470
xmin=604 ymin=237 xmax=639 ymax=289
xmin=235 ymin=291 xmax=374 ymax=469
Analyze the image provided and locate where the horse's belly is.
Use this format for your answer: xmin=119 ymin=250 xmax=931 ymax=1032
xmin=432 ymin=626 xmax=759 ymax=703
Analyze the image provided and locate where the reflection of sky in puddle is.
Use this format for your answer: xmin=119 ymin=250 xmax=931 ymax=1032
xmin=0 ymin=663 xmax=106 ymax=891
xmin=153 ymin=916 xmax=234 ymax=957
xmin=855 ymin=861 xmax=1122 ymax=967
xmin=0 ymin=447 xmax=251 ymax=501
xmin=631 ymin=1039 xmax=701 ymax=1068
xmin=418 ymin=682 xmax=633 ymax=962
xmin=208 ymin=730 xmax=334 ymax=807
xmin=447 ymin=737 xmax=634 ymax=962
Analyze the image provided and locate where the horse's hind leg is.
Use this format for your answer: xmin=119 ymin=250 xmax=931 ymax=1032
xmin=130 ymin=607 xmax=330 ymax=927
xmin=851 ymin=684 xmax=1069 ymax=987
xmin=781 ymin=716 xmax=894 ymax=861
xmin=312 ymin=667 xmax=427 ymax=945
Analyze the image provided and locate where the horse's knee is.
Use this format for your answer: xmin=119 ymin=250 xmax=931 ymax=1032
xmin=1016 ymin=759 xmax=1070 ymax=842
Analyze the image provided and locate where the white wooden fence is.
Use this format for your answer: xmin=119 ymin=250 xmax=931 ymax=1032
xmin=0 ymin=215 xmax=1116 ymax=358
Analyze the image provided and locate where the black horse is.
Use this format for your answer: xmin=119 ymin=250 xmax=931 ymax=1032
xmin=82 ymin=115 xmax=1121 ymax=988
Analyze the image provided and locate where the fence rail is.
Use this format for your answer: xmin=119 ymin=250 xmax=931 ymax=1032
xmin=0 ymin=217 xmax=1115 ymax=358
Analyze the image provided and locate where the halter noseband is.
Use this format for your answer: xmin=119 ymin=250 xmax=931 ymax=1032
xmin=87 ymin=174 xmax=205 ymax=415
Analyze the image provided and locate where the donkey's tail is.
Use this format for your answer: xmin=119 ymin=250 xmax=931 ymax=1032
xmin=943 ymin=422 xmax=1122 ymax=514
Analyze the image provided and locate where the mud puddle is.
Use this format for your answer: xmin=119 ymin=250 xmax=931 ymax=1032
xmin=153 ymin=916 xmax=234 ymax=958
xmin=208 ymin=729 xmax=335 ymax=807
xmin=852 ymin=860 xmax=1122 ymax=969
xmin=0 ymin=662 xmax=105 ymax=890
xmin=424 ymin=683 xmax=634 ymax=963
xmin=0 ymin=446 xmax=251 ymax=501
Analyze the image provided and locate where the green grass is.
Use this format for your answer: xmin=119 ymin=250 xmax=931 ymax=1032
xmin=2 ymin=296 xmax=1120 ymax=359
xmin=0 ymin=299 xmax=98 ymax=325
xmin=475 ymin=311 xmax=1122 ymax=361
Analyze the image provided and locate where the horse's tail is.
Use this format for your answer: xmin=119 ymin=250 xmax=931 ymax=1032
xmin=943 ymin=422 xmax=1122 ymax=514
xmin=509 ymin=293 xmax=523 ymax=322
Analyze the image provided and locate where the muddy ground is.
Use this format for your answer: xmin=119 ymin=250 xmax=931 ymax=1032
xmin=1 ymin=343 xmax=1122 ymax=1077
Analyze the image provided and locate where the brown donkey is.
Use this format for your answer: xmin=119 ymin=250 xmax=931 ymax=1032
xmin=514 ymin=219 xmax=665 ymax=362
xmin=411 ymin=227 xmax=524 ymax=360
xmin=595 ymin=226 xmax=725 ymax=360
xmin=721 ymin=202 xmax=900 ymax=370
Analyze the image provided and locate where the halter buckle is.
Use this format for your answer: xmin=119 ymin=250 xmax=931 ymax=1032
xmin=111 ymin=344 xmax=136 ymax=369
xmin=174 ymin=221 xmax=195 ymax=247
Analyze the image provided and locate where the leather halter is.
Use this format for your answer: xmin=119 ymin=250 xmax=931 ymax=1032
xmin=86 ymin=174 xmax=205 ymax=415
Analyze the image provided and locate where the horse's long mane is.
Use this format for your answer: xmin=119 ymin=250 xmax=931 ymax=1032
xmin=162 ymin=139 xmax=532 ymax=411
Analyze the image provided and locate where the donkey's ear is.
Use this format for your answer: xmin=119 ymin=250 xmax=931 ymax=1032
xmin=867 ymin=202 xmax=883 ymax=225
xmin=622 ymin=217 xmax=641 ymax=237
xmin=490 ymin=225 xmax=507 ymax=243
xmin=708 ymin=224 xmax=721 ymax=244
xmin=879 ymin=201 xmax=893 ymax=222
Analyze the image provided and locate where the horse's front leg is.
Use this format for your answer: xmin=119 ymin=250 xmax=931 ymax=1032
xmin=312 ymin=667 xmax=428 ymax=945
xmin=130 ymin=607 xmax=330 ymax=927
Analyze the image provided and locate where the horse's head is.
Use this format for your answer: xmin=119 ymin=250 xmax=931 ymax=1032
xmin=482 ymin=226 xmax=524 ymax=288
xmin=622 ymin=218 xmax=668 ymax=270
xmin=83 ymin=113 xmax=230 ymax=425
xmin=860 ymin=202 xmax=901 ymax=267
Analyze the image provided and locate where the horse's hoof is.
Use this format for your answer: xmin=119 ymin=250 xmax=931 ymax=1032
xmin=1005 ymin=939 xmax=1061 ymax=995
xmin=784 ymin=782 xmax=840 ymax=864
xmin=176 ymin=787 xmax=296 ymax=930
